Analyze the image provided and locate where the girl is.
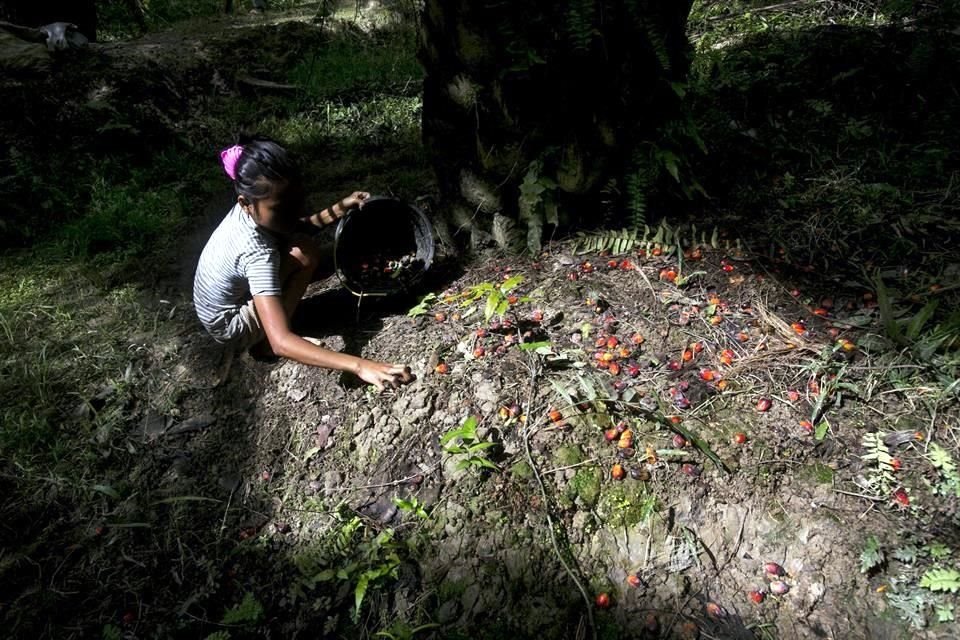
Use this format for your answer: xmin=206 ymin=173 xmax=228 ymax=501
xmin=193 ymin=136 xmax=413 ymax=390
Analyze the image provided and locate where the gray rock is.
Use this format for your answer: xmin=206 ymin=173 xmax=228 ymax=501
xmin=323 ymin=470 xmax=344 ymax=494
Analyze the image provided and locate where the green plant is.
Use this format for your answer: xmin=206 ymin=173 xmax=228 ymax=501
xmin=392 ymin=496 xmax=430 ymax=519
xmin=927 ymin=443 xmax=960 ymax=497
xmin=456 ymin=275 xmax=527 ymax=323
xmin=439 ymin=416 xmax=499 ymax=472
xmin=921 ymin=568 xmax=960 ymax=594
xmin=515 ymin=161 xmax=559 ymax=254
xmin=861 ymin=432 xmax=896 ymax=499
xmin=290 ymin=508 xmax=402 ymax=623
xmin=221 ymin=592 xmax=264 ymax=625
xmin=407 ymin=293 xmax=437 ymax=317
xmin=860 ymin=535 xmax=886 ymax=574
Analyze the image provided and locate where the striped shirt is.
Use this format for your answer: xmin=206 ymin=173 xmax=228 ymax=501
xmin=193 ymin=204 xmax=282 ymax=343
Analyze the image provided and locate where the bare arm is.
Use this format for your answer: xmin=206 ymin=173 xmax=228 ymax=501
xmin=253 ymin=294 xmax=411 ymax=389
xmin=299 ymin=191 xmax=370 ymax=230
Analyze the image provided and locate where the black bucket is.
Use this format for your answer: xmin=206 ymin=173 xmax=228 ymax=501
xmin=333 ymin=196 xmax=435 ymax=297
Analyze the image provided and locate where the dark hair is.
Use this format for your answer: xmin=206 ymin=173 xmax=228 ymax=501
xmin=233 ymin=135 xmax=303 ymax=203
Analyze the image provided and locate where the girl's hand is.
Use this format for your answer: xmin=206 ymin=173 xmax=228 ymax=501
xmin=342 ymin=191 xmax=371 ymax=210
xmin=356 ymin=359 xmax=414 ymax=390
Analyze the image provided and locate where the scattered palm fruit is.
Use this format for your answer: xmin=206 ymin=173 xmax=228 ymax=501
xmin=717 ymin=379 xmax=729 ymax=391
xmin=531 ymin=310 xmax=544 ymax=322
xmin=682 ymin=349 xmax=694 ymax=362
xmin=893 ymin=488 xmax=910 ymax=507
xmin=672 ymin=434 xmax=688 ymax=448
xmin=476 ymin=328 xmax=487 ymax=338
xmin=769 ymin=581 xmax=790 ymax=596
xmin=604 ymin=428 xmax=619 ymax=442
xmin=790 ymin=321 xmax=806 ymax=335
xmin=615 ymin=421 xmax=628 ymax=434
xmin=699 ymin=369 xmax=717 ymax=382
xmin=787 ymin=389 xmax=800 ymax=402
xmin=719 ymin=349 xmax=735 ymax=366
xmin=669 ymin=415 xmax=683 ymax=424
xmin=627 ymin=364 xmax=641 ymax=377
xmin=618 ymin=447 xmax=636 ymax=459
xmin=595 ymin=592 xmax=611 ymax=608
xmin=473 ymin=347 xmax=485 ymax=358
xmin=630 ymin=332 xmax=645 ymax=345
xmin=706 ymin=601 xmax=727 ymax=618
xmin=659 ymin=268 xmax=677 ymax=282
xmin=681 ymin=463 xmax=700 ymax=477
xmin=606 ymin=336 xmax=619 ymax=349
xmin=627 ymin=574 xmax=642 ymax=588
xmin=737 ymin=331 xmax=750 ymax=342
xmin=756 ymin=398 xmax=772 ymax=412
xmin=790 ymin=289 xmax=801 ymax=297
xmin=261 ymin=470 xmax=271 ymax=482
xmin=612 ymin=464 xmax=626 ymax=480
xmin=710 ymin=315 xmax=723 ymax=325
xmin=668 ymin=360 xmax=682 ymax=371
xmin=733 ymin=432 xmax=748 ymax=445
xmin=548 ymin=408 xmax=563 ymax=423
xmin=839 ymin=338 xmax=857 ymax=352
xmin=434 ymin=312 xmax=446 ymax=322
xmin=434 ymin=363 xmax=449 ymax=374
xmin=749 ymin=590 xmax=765 ymax=604
xmin=722 ymin=263 xmax=735 ymax=273
xmin=891 ymin=458 xmax=902 ymax=471
xmin=764 ymin=562 xmax=785 ymax=577
xmin=799 ymin=420 xmax=814 ymax=433
xmin=608 ymin=362 xmax=621 ymax=376
xmin=630 ymin=467 xmax=650 ymax=481
xmin=813 ymin=307 xmax=829 ymax=317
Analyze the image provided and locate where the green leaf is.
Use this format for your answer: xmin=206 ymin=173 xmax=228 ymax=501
xmin=221 ymin=592 xmax=263 ymax=625
xmin=935 ymin=603 xmax=955 ymax=623
xmin=814 ymin=421 xmax=829 ymax=441
xmin=860 ymin=536 xmax=885 ymax=574
xmin=519 ymin=341 xmax=552 ymax=351
xmin=92 ymin=484 xmax=120 ymax=499
xmin=921 ymin=568 xmax=960 ymax=593
xmin=500 ymin=274 xmax=524 ymax=293
xmin=484 ymin=290 xmax=502 ymax=322
xmin=407 ymin=292 xmax=437 ymax=317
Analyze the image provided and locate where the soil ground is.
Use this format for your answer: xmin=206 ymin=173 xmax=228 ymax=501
xmin=1 ymin=3 xmax=959 ymax=640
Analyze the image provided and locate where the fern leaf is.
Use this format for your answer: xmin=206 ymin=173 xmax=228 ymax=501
xmin=921 ymin=568 xmax=960 ymax=593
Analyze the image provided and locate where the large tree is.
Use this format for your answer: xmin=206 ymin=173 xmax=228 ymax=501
xmin=419 ymin=0 xmax=695 ymax=252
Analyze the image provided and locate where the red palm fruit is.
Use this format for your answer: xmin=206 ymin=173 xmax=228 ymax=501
xmin=473 ymin=347 xmax=485 ymax=358
xmin=799 ymin=420 xmax=814 ymax=433
xmin=619 ymin=259 xmax=634 ymax=270
xmin=699 ymin=369 xmax=716 ymax=382
xmin=706 ymin=601 xmax=727 ymax=618
xmin=631 ymin=333 xmax=645 ymax=345
xmin=601 ymin=352 xmax=615 ymax=363
xmin=682 ymin=349 xmax=694 ymax=362
xmin=618 ymin=346 xmax=632 ymax=358
xmin=627 ymin=574 xmax=642 ymax=588
xmin=891 ymin=458 xmax=902 ymax=471
xmin=668 ymin=360 xmax=682 ymax=371
xmin=839 ymin=339 xmax=857 ymax=352
xmin=626 ymin=364 xmax=641 ymax=377
xmin=595 ymin=592 xmax=611 ymax=608
xmin=604 ymin=428 xmax=619 ymax=442
xmin=813 ymin=307 xmax=829 ymax=317
xmin=672 ymin=434 xmax=688 ymax=448
xmin=595 ymin=336 xmax=607 ymax=348
xmin=476 ymin=328 xmax=488 ymax=338
xmin=790 ymin=322 xmax=806 ymax=335
xmin=651 ymin=246 xmax=662 ymax=256
xmin=434 ymin=363 xmax=449 ymax=374
xmin=749 ymin=590 xmax=766 ymax=604
xmin=619 ymin=428 xmax=634 ymax=442
xmin=737 ymin=331 xmax=750 ymax=342
xmin=607 ymin=259 xmax=619 ymax=269
xmin=733 ymin=432 xmax=748 ymax=445
xmin=692 ymin=342 xmax=704 ymax=353
xmin=606 ymin=336 xmax=619 ymax=349
xmin=434 ymin=312 xmax=446 ymax=322
xmin=717 ymin=380 xmax=729 ymax=391
xmin=567 ymin=272 xmax=579 ymax=281
xmin=764 ymin=562 xmax=785 ymax=577
xmin=531 ymin=310 xmax=544 ymax=322
xmin=710 ymin=315 xmax=723 ymax=325
xmin=611 ymin=464 xmax=626 ymax=480
xmin=808 ymin=379 xmax=821 ymax=394
xmin=719 ymin=349 xmax=735 ymax=365
xmin=790 ymin=289 xmax=801 ymax=297
xmin=893 ymin=488 xmax=910 ymax=507
xmin=681 ymin=463 xmax=700 ymax=477
xmin=722 ymin=264 xmax=735 ymax=272
xmin=707 ymin=294 xmax=721 ymax=305
xmin=756 ymin=398 xmax=772 ymax=412
xmin=615 ymin=421 xmax=628 ymax=434
xmin=548 ymin=408 xmax=563 ymax=423
xmin=608 ymin=362 xmax=621 ymax=376
xmin=787 ymin=389 xmax=800 ymax=402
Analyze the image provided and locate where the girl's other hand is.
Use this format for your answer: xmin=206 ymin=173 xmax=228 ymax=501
xmin=343 ymin=191 xmax=371 ymax=210
xmin=356 ymin=359 xmax=414 ymax=390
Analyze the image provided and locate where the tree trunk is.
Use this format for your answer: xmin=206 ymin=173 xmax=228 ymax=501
xmin=419 ymin=0 xmax=694 ymax=252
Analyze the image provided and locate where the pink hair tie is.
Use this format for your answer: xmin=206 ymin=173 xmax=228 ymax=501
xmin=220 ymin=144 xmax=244 ymax=180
